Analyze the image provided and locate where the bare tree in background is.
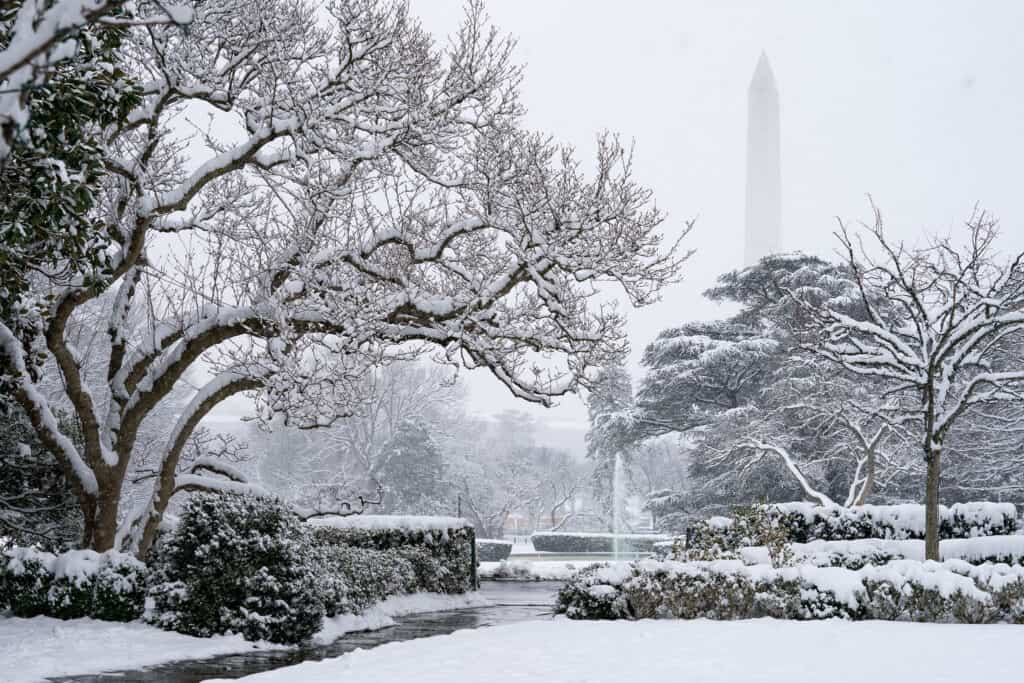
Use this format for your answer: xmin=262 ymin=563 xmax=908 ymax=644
xmin=813 ymin=206 xmax=1024 ymax=559
xmin=0 ymin=0 xmax=682 ymax=558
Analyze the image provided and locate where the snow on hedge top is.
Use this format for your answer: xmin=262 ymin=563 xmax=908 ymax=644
xmin=531 ymin=532 xmax=670 ymax=540
xmin=770 ymin=501 xmax=1017 ymax=535
xmin=307 ymin=515 xmax=471 ymax=532
xmin=3 ymin=547 xmax=144 ymax=584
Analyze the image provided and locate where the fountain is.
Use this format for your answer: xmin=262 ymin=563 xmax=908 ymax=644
xmin=612 ymin=452 xmax=625 ymax=560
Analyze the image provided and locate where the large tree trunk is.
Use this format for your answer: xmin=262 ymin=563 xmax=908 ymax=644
xmin=924 ymin=446 xmax=942 ymax=561
xmin=91 ymin=482 xmax=122 ymax=552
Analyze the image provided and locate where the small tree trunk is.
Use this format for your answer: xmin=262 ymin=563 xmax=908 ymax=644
xmin=924 ymin=446 xmax=942 ymax=561
xmin=853 ymin=447 xmax=876 ymax=506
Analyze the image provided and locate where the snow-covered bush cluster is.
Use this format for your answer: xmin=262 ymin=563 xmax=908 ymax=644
xmin=530 ymin=532 xmax=669 ymax=554
xmin=686 ymin=502 xmax=1017 ymax=553
xmin=148 ymin=493 xmax=323 ymax=644
xmin=556 ymin=559 xmax=1024 ymax=623
xmin=0 ymin=547 xmax=145 ymax=621
xmin=147 ymin=496 xmax=476 ymax=644
xmin=476 ymin=539 xmax=513 ymax=562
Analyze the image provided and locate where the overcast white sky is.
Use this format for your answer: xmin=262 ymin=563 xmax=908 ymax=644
xmin=397 ymin=0 xmax=1024 ymax=455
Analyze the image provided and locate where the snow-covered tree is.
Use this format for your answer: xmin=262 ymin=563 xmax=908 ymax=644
xmin=633 ymin=255 xmax=883 ymax=519
xmin=378 ymin=419 xmax=447 ymax=514
xmin=0 ymin=0 xmax=681 ymax=557
xmin=813 ymin=207 xmax=1024 ymax=559
xmin=0 ymin=2 xmax=188 ymax=314
xmin=321 ymin=363 xmax=462 ymax=493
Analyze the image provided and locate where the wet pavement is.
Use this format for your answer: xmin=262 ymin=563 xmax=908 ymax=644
xmin=50 ymin=581 xmax=561 ymax=682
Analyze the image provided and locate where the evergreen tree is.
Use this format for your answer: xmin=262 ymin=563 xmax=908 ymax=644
xmin=0 ymin=3 xmax=141 ymax=323
xmin=380 ymin=420 xmax=448 ymax=514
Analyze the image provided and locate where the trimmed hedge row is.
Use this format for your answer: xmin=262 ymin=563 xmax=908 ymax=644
xmin=556 ymin=558 xmax=1024 ymax=624
xmin=735 ymin=536 xmax=1024 ymax=570
xmin=308 ymin=518 xmax=475 ymax=595
xmin=0 ymin=548 xmax=146 ymax=621
xmin=476 ymin=539 xmax=513 ymax=562
xmin=531 ymin=532 xmax=669 ymax=554
xmin=687 ymin=503 xmax=1018 ymax=551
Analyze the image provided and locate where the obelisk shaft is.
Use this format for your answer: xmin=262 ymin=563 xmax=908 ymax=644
xmin=744 ymin=53 xmax=781 ymax=267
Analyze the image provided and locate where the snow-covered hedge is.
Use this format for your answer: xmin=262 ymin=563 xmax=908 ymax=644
xmin=0 ymin=547 xmax=146 ymax=621
xmin=556 ymin=558 xmax=1024 ymax=623
xmin=530 ymin=532 xmax=669 ymax=554
xmin=687 ymin=503 xmax=1018 ymax=550
xmin=310 ymin=543 xmax=417 ymax=616
xmin=733 ymin=536 xmax=1024 ymax=569
xmin=148 ymin=493 xmax=323 ymax=644
xmin=476 ymin=539 xmax=513 ymax=562
xmin=309 ymin=515 xmax=475 ymax=594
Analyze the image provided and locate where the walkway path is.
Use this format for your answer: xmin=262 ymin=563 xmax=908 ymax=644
xmin=50 ymin=582 xmax=560 ymax=682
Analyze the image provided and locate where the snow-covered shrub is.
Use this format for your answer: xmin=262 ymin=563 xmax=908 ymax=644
xmin=684 ymin=507 xmax=794 ymax=566
xmin=91 ymin=552 xmax=147 ymax=621
xmin=0 ymin=547 xmax=146 ymax=620
xmin=1 ymin=547 xmax=55 ymax=616
xmin=555 ymin=564 xmax=626 ymax=619
xmin=476 ymin=539 xmax=513 ymax=562
xmin=556 ymin=558 xmax=1023 ymax=624
xmin=148 ymin=492 xmax=322 ymax=644
xmin=687 ymin=502 xmax=1017 ymax=551
xmin=308 ymin=515 xmax=475 ymax=594
xmin=47 ymin=550 xmax=104 ymax=619
xmin=530 ymin=532 xmax=669 ymax=554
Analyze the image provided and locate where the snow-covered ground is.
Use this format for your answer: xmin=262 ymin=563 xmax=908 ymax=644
xmin=0 ymin=592 xmax=491 ymax=683
xmin=0 ymin=616 xmax=259 ymax=683
xmin=510 ymin=538 xmax=535 ymax=554
xmin=214 ymin=617 xmax=1024 ymax=683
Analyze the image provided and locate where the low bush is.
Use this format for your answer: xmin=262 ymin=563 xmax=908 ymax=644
xmin=476 ymin=539 xmax=513 ymax=562
xmin=148 ymin=492 xmax=322 ymax=644
xmin=530 ymin=532 xmax=669 ymax=554
xmin=1 ymin=548 xmax=55 ymax=617
xmin=0 ymin=547 xmax=146 ymax=620
xmin=556 ymin=558 xmax=1024 ymax=624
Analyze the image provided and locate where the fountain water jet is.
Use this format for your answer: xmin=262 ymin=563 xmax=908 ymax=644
xmin=612 ymin=452 xmax=625 ymax=560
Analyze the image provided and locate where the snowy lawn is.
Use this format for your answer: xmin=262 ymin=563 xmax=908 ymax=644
xmin=214 ymin=617 xmax=1024 ymax=683
xmin=0 ymin=592 xmax=491 ymax=683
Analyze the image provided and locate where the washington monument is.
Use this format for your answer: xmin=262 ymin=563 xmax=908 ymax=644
xmin=744 ymin=52 xmax=782 ymax=266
